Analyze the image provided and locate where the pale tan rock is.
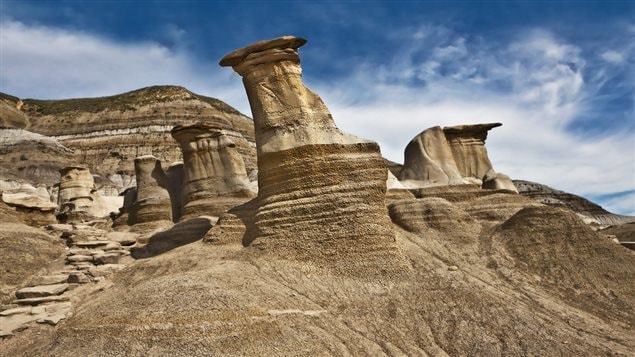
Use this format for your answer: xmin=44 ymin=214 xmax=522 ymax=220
xmin=19 ymin=86 xmax=257 ymax=179
xmin=58 ymin=166 xmax=94 ymax=212
xmin=0 ymin=95 xmax=28 ymax=128
xmin=131 ymin=155 xmax=172 ymax=224
xmin=15 ymin=283 xmax=68 ymax=299
xmin=398 ymin=123 xmax=518 ymax=193
xmin=388 ymin=197 xmax=479 ymax=244
xmin=105 ymin=231 xmax=138 ymax=246
xmin=166 ymin=161 xmax=184 ymax=221
xmin=1 ymin=192 xmax=57 ymax=211
xmin=482 ymin=169 xmax=518 ymax=192
xmin=171 ymin=123 xmax=255 ymax=220
xmin=219 ymin=36 xmax=408 ymax=276
xmin=399 ymin=126 xmax=467 ymax=186
xmin=443 ymin=123 xmax=501 ymax=180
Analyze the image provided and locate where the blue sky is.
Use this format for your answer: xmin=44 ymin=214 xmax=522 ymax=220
xmin=1 ymin=0 xmax=634 ymax=215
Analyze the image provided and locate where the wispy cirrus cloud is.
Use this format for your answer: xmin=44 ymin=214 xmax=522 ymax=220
xmin=0 ymin=19 xmax=633 ymax=215
xmin=313 ymin=25 xmax=634 ymax=214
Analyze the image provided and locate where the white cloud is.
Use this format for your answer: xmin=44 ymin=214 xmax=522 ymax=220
xmin=0 ymin=20 xmax=633 ymax=215
xmin=600 ymin=50 xmax=624 ymax=64
xmin=313 ymin=28 xmax=635 ymax=214
xmin=0 ymin=20 xmax=249 ymax=111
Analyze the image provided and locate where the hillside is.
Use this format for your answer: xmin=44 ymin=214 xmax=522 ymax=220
xmin=1 ymin=86 xmax=257 ymax=180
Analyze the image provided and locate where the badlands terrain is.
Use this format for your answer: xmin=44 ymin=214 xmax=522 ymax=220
xmin=1 ymin=36 xmax=634 ymax=356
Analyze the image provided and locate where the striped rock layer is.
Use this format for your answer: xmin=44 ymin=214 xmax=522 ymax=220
xmin=171 ymin=123 xmax=255 ymax=220
xmin=219 ymin=36 xmax=408 ymax=276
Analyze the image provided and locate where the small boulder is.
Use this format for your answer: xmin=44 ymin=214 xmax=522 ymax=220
xmin=15 ymin=284 xmax=69 ymax=299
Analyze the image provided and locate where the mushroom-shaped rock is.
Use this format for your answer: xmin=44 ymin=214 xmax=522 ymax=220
xmin=443 ymin=123 xmax=501 ymax=180
xmin=219 ymin=36 xmax=408 ymax=276
xmin=131 ymin=155 xmax=172 ymax=224
xmin=398 ymin=123 xmax=516 ymax=192
xmin=398 ymin=126 xmax=468 ymax=187
xmin=171 ymin=124 xmax=255 ymax=220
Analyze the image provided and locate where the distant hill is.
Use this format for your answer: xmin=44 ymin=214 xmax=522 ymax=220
xmin=513 ymin=179 xmax=634 ymax=227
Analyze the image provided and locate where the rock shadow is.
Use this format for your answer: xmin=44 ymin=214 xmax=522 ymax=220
xmin=131 ymin=217 xmax=213 ymax=259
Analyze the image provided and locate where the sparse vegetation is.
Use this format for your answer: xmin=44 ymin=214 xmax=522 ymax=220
xmin=18 ymin=86 xmax=243 ymax=116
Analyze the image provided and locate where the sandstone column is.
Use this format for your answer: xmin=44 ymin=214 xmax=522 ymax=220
xmin=131 ymin=155 xmax=172 ymax=224
xmin=171 ymin=123 xmax=255 ymax=220
xmin=58 ymin=166 xmax=95 ymax=213
xmin=165 ymin=162 xmax=184 ymax=222
xmin=219 ymin=36 xmax=408 ymax=275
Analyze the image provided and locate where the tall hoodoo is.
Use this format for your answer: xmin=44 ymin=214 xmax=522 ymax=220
xmin=220 ymin=36 xmax=408 ymax=275
xmin=171 ymin=123 xmax=255 ymax=220
xmin=132 ymin=155 xmax=172 ymax=224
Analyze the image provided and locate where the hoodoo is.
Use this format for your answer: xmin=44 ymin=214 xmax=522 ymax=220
xmin=131 ymin=155 xmax=172 ymax=224
xmin=399 ymin=123 xmax=518 ymax=192
xmin=171 ymin=123 xmax=255 ymax=220
xmin=57 ymin=166 xmax=95 ymax=214
xmin=220 ymin=36 xmax=408 ymax=275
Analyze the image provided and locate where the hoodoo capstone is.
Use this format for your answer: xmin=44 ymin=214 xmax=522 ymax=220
xmin=219 ymin=36 xmax=408 ymax=275
xmin=171 ymin=123 xmax=255 ymax=220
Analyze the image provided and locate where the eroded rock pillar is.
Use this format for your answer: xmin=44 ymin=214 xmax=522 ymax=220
xmin=219 ymin=36 xmax=408 ymax=276
xmin=443 ymin=123 xmax=500 ymax=180
xmin=58 ymin=166 xmax=95 ymax=213
xmin=171 ymin=124 xmax=254 ymax=220
xmin=132 ymin=155 xmax=172 ymax=224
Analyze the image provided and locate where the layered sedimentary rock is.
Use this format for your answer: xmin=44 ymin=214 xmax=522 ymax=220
xmin=219 ymin=36 xmax=407 ymax=275
xmin=58 ymin=166 xmax=95 ymax=213
xmin=399 ymin=126 xmax=466 ymax=187
xmin=443 ymin=123 xmax=500 ymax=179
xmin=514 ymin=180 xmax=635 ymax=226
xmin=398 ymin=123 xmax=517 ymax=192
xmin=171 ymin=123 xmax=255 ymax=220
xmin=388 ymin=197 xmax=479 ymax=244
xmin=0 ymin=129 xmax=74 ymax=185
xmin=165 ymin=162 xmax=184 ymax=222
xmin=131 ymin=155 xmax=172 ymax=224
xmin=0 ymin=93 xmax=28 ymax=129
xmin=4 ymin=86 xmax=257 ymax=179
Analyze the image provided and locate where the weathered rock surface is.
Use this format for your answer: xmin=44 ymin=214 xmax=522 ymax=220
xmin=398 ymin=123 xmax=517 ymax=193
xmin=399 ymin=126 xmax=466 ymax=187
xmin=0 ymin=129 xmax=74 ymax=185
xmin=513 ymin=179 xmax=635 ymax=227
xmin=388 ymin=197 xmax=479 ymax=244
xmin=171 ymin=123 xmax=255 ymax=220
xmin=130 ymin=155 xmax=172 ymax=225
xmin=0 ymin=222 xmax=65 ymax=303
xmin=15 ymin=284 xmax=69 ymax=299
xmin=165 ymin=162 xmax=184 ymax=221
xmin=218 ymin=36 xmax=408 ymax=276
xmin=131 ymin=216 xmax=214 ymax=259
xmin=10 ymin=206 xmax=634 ymax=356
xmin=11 ymin=86 xmax=257 ymax=178
xmin=57 ymin=166 xmax=94 ymax=213
xmin=56 ymin=166 xmax=122 ymax=221
xmin=0 ymin=93 xmax=28 ymax=129
xmin=0 ymin=192 xmax=57 ymax=226
xmin=443 ymin=123 xmax=500 ymax=180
